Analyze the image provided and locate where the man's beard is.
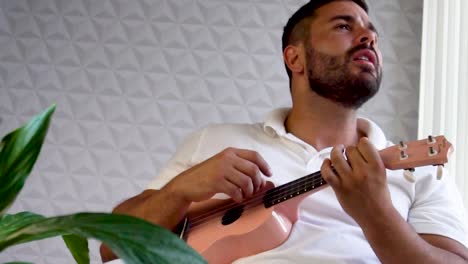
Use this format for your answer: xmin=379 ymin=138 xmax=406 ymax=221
xmin=306 ymin=44 xmax=382 ymax=109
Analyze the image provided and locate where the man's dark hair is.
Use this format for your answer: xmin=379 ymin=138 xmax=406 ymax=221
xmin=282 ymin=0 xmax=369 ymax=84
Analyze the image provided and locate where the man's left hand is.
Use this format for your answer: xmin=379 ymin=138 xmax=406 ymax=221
xmin=321 ymin=137 xmax=393 ymax=226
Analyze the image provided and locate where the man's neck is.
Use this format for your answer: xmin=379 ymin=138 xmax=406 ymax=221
xmin=285 ymin=94 xmax=363 ymax=151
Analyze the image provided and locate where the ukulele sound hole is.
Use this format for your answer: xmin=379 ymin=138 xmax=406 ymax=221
xmin=222 ymin=205 xmax=244 ymax=225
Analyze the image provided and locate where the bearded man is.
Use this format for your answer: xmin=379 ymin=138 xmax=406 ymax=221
xmin=101 ymin=0 xmax=468 ymax=263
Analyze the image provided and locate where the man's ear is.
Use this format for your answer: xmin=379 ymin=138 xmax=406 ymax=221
xmin=284 ymin=44 xmax=305 ymax=75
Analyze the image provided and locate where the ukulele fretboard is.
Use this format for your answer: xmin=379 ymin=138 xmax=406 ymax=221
xmin=263 ymin=171 xmax=327 ymax=208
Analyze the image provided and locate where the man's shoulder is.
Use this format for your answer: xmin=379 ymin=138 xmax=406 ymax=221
xmin=198 ymin=108 xmax=290 ymax=139
xmin=181 ymin=121 xmax=274 ymax=159
xmin=197 ymin=122 xmax=266 ymax=139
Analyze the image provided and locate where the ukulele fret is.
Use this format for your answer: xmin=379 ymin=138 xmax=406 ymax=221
xmin=263 ymin=174 xmax=326 ymax=208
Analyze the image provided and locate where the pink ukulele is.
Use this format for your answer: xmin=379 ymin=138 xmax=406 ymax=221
xmin=175 ymin=136 xmax=453 ymax=264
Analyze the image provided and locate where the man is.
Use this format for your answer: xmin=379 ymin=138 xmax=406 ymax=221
xmin=101 ymin=0 xmax=468 ymax=263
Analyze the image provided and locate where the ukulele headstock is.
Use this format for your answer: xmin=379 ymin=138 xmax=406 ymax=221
xmin=380 ymin=135 xmax=453 ymax=172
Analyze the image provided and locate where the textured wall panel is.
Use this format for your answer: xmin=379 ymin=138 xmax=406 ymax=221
xmin=0 ymin=0 xmax=422 ymax=262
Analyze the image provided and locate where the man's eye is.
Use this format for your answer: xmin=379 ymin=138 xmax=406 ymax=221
xmin=337 ymin=24 xmax=351 ymax=31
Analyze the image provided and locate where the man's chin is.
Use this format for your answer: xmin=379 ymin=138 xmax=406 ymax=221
xmin=353 ymin=67 xmax=380 ymax=82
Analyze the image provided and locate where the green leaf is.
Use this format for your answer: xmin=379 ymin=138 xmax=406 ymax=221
xmin=0 ymin=212 xmax=46 ymax=235
xmin=62 ymin=234 xmax=89 ymax=264
xmin=0 ymin=213 xmax=90 ymax=264
xmin=0 ymin=212 xmax=206 ymax=264
xmin=0 ymin=105 xmax=56 ymax=215
xmin=0 ymin=212 xmax=45 ymax=264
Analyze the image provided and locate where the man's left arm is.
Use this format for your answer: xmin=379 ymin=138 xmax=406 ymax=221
xmin=358 ymin=201 xmax=468 ymax=263
xmin=321 ymin=137 xmax=468 ymax=263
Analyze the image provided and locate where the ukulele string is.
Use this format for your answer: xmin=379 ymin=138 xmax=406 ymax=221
xmin=189 ymin=171 xmax=324 ymax=226
xmin=188 ymin=175 xmax=326 ymax=232
xmin=189 ymin=189 xmax=268 ymax=224
xmin=188 ymin=195 xmax=269 ymax=232
xmin=189 ymin=170 xmax=322 ymax=224
xmin=188 ymin=172 xmax=325 ymax=230
xmin=191 ymin=169 xmax=336 ymax=229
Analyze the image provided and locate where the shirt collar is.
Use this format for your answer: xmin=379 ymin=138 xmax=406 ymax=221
xmin=262 ymin=108 xmax=388 ymax=150
xmin=263 ymin=107 xmax=290 ymax=137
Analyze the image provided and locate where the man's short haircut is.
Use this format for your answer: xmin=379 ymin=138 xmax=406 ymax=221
xmin=282 ymin=0 xmax=369 ymax=84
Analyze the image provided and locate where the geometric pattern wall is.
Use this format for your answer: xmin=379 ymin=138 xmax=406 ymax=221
xmin=0 ymin=0 xmax=422 ymax=263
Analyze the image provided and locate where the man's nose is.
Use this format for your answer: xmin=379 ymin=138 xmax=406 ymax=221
xmin=357 ymin=28 xmax=377 ymax=47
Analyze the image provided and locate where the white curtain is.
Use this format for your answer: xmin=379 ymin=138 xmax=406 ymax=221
xmin=419 ymin=0 xmax=468 ymax=206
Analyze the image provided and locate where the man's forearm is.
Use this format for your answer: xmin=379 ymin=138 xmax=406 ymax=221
xmin=360 ymin=206 xmax=467 ymax=264
xmin=112 ymin=186 xmax=191 ymax=230
xmin=100 ymin=185 xmax=192 ymax=262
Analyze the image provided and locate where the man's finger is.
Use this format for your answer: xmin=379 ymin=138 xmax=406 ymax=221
xmin=321 ymin=158 xmax=341 ymax=187
xmin=234 ymin=159 xmax=263 ymax=193
xmin=357 ymin=137 xmax=383 ymax=168
xmin=345 ymin=146 xmax=367 ymax=171
xmin=222 ymin=181 xmax=244 ymax=203
xmin=227 ymin=169 xmax=255 ymax=198
xmin=330 ymin=144 xmax=352 ymax=178
xmin=235 ymin=149 xmax=272 ymax=177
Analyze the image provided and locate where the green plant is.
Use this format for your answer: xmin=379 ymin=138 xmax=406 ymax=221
xmin=0 ymin=104 xmax=206 ymax=264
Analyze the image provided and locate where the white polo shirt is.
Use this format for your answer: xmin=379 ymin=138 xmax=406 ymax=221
xmin=148 ymin=108 xmax=468 ymax=263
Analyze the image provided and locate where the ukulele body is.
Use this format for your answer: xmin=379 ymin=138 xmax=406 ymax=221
xmin=186 ymin=182 xmax=328 ymax=264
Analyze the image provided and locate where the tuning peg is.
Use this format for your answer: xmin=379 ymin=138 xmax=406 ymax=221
xmin=436 ymin=165 xmax=444 ymax=180
xmin=428 ymin=146 xmax=438 ymax=156
xmin=427 ymin=135 xmax=436 ymax=144
xmin=398 ymin=141 xmax=407 ymax=150
xmin=403 ymin=168 xmax=416 ymax=183
xmin=400 ymin=150 xmax=408 ymax=160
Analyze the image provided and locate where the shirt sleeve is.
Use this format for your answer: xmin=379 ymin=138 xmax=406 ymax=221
xmin=147 ymin=127 xmax=205 ymax=190
xmin=408 ymin=166 xmax=468 ymax=247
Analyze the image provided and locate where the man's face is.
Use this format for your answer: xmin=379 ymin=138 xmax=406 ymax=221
xmin=305 ymin=1 xmax=383 ymax=109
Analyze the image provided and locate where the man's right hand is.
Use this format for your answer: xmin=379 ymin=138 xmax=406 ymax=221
xmin=163 ymin=147 xmax=273 ymax=204
xmin=100 ymin=147 xmax=271 ymax=262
